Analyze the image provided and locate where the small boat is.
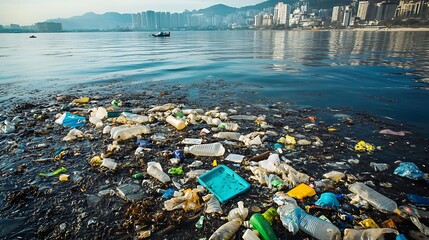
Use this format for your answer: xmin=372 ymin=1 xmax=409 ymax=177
xmin=29 ymin=35 xmax=37 ymax=38
xmin=152 ymin=32 xmax=170 ymax=37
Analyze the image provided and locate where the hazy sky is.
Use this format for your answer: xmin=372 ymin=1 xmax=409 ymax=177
xmin=0 ymin=0 xmax=264 ymax=25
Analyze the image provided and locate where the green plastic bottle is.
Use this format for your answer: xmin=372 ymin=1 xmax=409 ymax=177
xmin=249 ymin=213 xmax=278 ymax=240
xmin=262 ymin=207 xmax=278 ymax=223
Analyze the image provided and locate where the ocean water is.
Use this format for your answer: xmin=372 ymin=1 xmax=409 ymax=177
xmin=1 ymin=30 xmax=429 ymax=133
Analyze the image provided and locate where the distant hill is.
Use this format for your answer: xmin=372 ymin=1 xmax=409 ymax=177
xmin=48 ymin=12 xmax=131 ymax=30
xmin=197 ymin=4 xmax=237 ymax=16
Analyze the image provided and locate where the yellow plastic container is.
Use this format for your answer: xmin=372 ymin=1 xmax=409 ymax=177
xmin=73 ymin=97 xmax=90 ymax=104
xmin=287 ymin=183 xmax=316 ymax=199
xmin=359 ymin=218 xmax=380 ymax=228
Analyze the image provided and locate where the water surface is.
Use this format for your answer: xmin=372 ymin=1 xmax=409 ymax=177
xmin=1 ymin=30 xmax=428 ymax=134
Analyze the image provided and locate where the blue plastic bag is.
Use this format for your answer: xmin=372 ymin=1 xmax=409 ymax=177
xmin=407 ymin=194 xmax=429 ymax=207
xmin=56 ymin=112 xmax=86 ymax=128
xmin=315 ymin=192 xmax=340 ymax=208
xmin=394 ymin=162 xmax=424 ymax=180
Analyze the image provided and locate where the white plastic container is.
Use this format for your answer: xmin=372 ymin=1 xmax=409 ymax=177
xmin=219 ymin=122 xmax=240 ymax=131
xmin=348 ymin=182 xmax=399 ymax=213
xmin=147 ymin=162 xmax=170 ymax=183
xmin=166 ymin=115 xmax=186 ymax=130
xmin=213 ymin=132 xmax=242 ymax=141
xmin=184 ymin=142 xmax=225 ymax=156
xmin=111 ymin=125 xmax=151 ymax=140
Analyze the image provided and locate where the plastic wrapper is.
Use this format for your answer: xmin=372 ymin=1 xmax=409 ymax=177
xmin=315 ymin=192 xmax=340 ymax=209
xmin=393 ymin=162 xmax=424 ymax=180
xmin=205 ymin=195 xmax=223 ymax=214
xmin=323 ymin=171 xmax=345 ymax=182
xmin=55 ymin=112 xmax=86 ymax=128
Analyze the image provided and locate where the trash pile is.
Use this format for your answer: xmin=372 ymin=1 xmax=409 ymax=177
xmin=0 ymin=92 xmax=428 ymax=240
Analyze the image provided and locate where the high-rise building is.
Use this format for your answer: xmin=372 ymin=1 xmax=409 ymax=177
xmin=342 ymin=6 xmax=352 ymax=26
xmin=262 ymin=14 xmax=273 ymax=26
xmin=146 ymin=11 xmax=156 ymax=30
xmin=132 ymin=13 xmax=142 ymax=30
xmin=141 ymin=12 xmax=148 ymax=30
xmin=332 ymin=6 xmax=344 ymax=22
xmin=274 ymin=2 xmax=291 ymax=26
xmin=357 ymin=1 xmax=376 ymax=21
xmin=254 ymin=14 xmax=263 ymax=27
xmin=375 ymin=1 xmax=398 ymax=20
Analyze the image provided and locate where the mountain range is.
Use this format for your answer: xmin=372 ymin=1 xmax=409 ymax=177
xmin=47 ymin=0 xmax=354 ymax=30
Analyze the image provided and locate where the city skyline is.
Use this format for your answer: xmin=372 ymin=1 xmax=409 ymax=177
xmin=0 ymin=0 xmax=263 ymax=25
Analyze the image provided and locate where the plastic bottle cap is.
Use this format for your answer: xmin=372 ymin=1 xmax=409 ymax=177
xmin=184 ymin=147 xmax=190 ymax=154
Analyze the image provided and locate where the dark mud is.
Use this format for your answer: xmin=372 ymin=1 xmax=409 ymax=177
xmin=1 ymin=80 xmax=428 ymax=240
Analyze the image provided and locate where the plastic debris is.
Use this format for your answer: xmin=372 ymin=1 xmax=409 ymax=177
xmin=394 ymin=162 xmax=424 ymax=180
xmin=343 ymin=228 xmax=399 ymax=240
xmin=354 ymin=140 xmax=375 ymax=152
xmin=315 ymin=192 xmax=340 ymax=209
xmin=286 ymin=183 xmax=316 ymax=200
xmin=224 ymin=153 xmax=245 ymax=164
xmin=379 ymin=129 xmax=406 ymax=136
xmin=209 ymin=218 xmax=242 ymax=240
xmin=55 ymin=112 xmax=86 ymax=128
xmin=39 ymin=167 xmax=67 ymax=177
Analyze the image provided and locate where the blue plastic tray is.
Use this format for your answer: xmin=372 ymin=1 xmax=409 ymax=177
xmin=198 ymin=165 xmax=250 ymax=204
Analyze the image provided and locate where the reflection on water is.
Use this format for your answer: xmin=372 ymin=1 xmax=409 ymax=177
xmin=0 ymin=30 xmax=429 ymax=134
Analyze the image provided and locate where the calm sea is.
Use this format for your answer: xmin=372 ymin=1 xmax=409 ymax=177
xmin=1 ymin=30 xmax=429 ymax=134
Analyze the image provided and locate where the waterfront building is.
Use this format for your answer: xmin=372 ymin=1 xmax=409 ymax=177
xmin=274 ymin=2 xmax=291 ymax=26
xmin=254 ymin=14 xmax=264 ymax=27
xmin=342 ymin=6 xmax=352 ymax=26
xmin=132 ymin=13 xmax=142 ymax=30
xmin=146 ymin=11 xmax=156 ymax=30
xmin=375 ymin=1 xmax=398 ymax=20
xmin=332 ymin=6 xmax=345 ymax=22
xmin=262 ymin=14 xmax=273 ymax=26
xmin=357 ymin=1 xmax=376 ymax=21
xmin=35 ymin=22 xmax=62 ymax=32
xmin=395 ymin=0 xmax=429 ymax=18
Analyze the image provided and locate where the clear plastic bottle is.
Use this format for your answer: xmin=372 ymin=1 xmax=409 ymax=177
xmin=121 ymin=112 xmax=149 ymax=124
xmin=277 ymin=205 xmax=341 ymax=240
xmin=184 ymin=142 xmax=225 ymax=156
xmin=219 ymin=122 xmax=240 ymax=131
xmin=213 ymin=132 xmax=242 ymax=141
xmin=209 ymin=218 xmax=242 ymax=240
xmin=89 ymin=116 xmax=103 ymax=128
xmin=111 ymin=125 xmax=151 ymax=140
xmin=348 ymin=182 xmax=400 ymax=214
xmin=166 ymin=115 xmax=186 ymax=130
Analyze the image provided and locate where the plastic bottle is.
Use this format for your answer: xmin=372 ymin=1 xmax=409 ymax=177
xmin=147 ymin=162 xmax=171 ymax=183
xmin=249 ymin=213 xmax=278 ymax=240
xmin=166 ymin=115 xmax=186 ymax=130
xmin=184 ymin=142 xmax=225 ymax=157
xmin=148 ymin=103 xmax=175 ymax=112
xmin=209 ymin=218 xmax=242 ymax=240
xmin=277 ymin=205 xmax=341 ymax=240
xmin=219 ymin=122 xmax=239 ymax=131
xmin=262 ymin=207 xmax=278 ymax=223
xmin=213 ymin=132 xmax=242 ymax=141
xmin=242 ymin=229 xmax=261 ymax=240
xmin=348 ymin=182 xmax=400 ymax=214
xmin=121 ymin=112 xmax=149 ymax=124
xmin=110 ymin=125 xmax=151 ymax=140
xmin=195 ymin=215 xmax=205 ymax=229
xmin=182 ymin=108 xmax=204 ymax=115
